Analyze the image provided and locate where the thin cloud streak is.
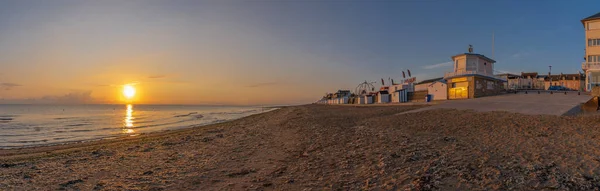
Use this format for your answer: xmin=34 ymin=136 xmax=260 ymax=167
xmin=0 ymin=82 xmax=22 ymax=90
xmin=422 ymin=61 xmax=453 ymax=69
xmin=246 ymin=82 xmax=278 ymax=88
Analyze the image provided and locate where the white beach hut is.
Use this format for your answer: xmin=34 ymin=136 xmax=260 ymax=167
xmin=428 ymin=81 xmax=447 ymax=100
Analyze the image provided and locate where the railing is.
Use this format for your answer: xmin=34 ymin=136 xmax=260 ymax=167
xmin=582 ymin=62 xmax=600 ymax=70
xmin=444 ymin=70 xmax=501 ymax=80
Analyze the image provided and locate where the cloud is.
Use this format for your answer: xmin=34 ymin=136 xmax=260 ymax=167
xmin=40 ymin=91 xmax=96 ymax=104
xmin=0 ymin=91 xmax=99 ymax=104
xmin=422 ymin=61 xmax=453 ymax=69
xmin=510 ymin=51 xmax=530 ymax=59
xmin=0 ymin=82 xmax=22 ymax=90
xmin=246 ymin=82 xmax=277 ymax=88
xmin=148 ymin=75 xmax=167 ymax=79
xmin=494 ymin=69 xmax=519 ymax=75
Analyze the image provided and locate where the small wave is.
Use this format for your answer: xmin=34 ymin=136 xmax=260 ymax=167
xmin=174 ymin=112 xmax=198 ymax=118
xmin=66 ymin=123 xmax=91 ymax=127
xmin=13 ymin=139 xmax=48 ymax=143
xmin=54 ymin=117 xmax=80 ymax=120
xmin=68 ymin=129 xmax=94 ymax=133
xmin=208 ymin=109 xmax=262 ymax=115
xmin=0 ymin=117 xmax=13 ymax=121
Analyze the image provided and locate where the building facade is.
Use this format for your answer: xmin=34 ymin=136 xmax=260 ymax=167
xmin=543 ymin=73 xmax=585 ymax=91
xmin=582 ymin=12 xmax=600 ymax=91
xmin=444 ymin=47 xmax=505 ymax=99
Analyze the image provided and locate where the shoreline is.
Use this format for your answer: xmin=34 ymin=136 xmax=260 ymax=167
xmin=0 ymin=107 xmax=280 ymax=158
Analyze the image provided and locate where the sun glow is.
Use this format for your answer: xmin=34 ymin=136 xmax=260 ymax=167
xmin=123 ymin=85 xmax=136 ymax=99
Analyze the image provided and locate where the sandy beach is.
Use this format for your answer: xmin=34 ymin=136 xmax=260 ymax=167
xmin=3 ymin=104 xmax=600 ymax=190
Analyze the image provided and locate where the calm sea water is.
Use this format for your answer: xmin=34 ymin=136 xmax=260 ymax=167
xmin=0 ymin=104 xmax=275 ymax=148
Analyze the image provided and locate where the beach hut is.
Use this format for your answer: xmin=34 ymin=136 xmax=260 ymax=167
xmin=415 ymin=78 xmax=443 ymax=91
xmin=364 ymin=95 xmax=374 ymax=104
xmin=391 ymin=90 xmax=400 ymax=103
xmin=357 ymin=96 xmax=365 ymax=104
xmin=377 ymin=91 xmax=390 ymax=103
xmin=427 ymin=81 xmax=447 ymax=100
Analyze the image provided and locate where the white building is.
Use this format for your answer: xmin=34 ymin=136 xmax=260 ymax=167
xmin=427 ymin=81 xmax=448 ymax=100
xmin=582 ymin=12 xmax=600 ymax=91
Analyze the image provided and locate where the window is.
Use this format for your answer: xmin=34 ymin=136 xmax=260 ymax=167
xmin=589 ymin=39 xmax=600 ymax=47
xmin=589 ymin=55 xmax=600 ymax=63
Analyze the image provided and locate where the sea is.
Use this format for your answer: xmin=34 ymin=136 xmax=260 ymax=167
xmin=0 ymin=104 xmax=276 ymax=149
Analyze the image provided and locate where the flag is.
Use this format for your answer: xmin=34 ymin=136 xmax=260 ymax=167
xmin=408 ymin=69 xmax=412 ymax=77
xmin=402 ymin=71 xmax=406 ymax=78
xmin=381 ymin=78 xmax=385 ymax=86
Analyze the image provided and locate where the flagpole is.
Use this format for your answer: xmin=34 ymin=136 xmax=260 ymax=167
xmin=492 ymin=31 xmax=495 ymax=59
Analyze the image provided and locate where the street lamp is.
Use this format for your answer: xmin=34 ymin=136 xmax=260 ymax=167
xmin=549 ymin=65 xmax=552 ymax=90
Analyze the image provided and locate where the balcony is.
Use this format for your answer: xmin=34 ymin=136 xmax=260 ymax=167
xmin=444 ymin=70 xmax=502 ymax=80
xmin=582 ymin=62 xmax=600 ymax=70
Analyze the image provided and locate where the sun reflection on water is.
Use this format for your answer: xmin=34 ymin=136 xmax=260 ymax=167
xmin=124 ymin=104 xmax=134 ymax=134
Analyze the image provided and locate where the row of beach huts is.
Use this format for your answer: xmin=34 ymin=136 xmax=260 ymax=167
xmin=316 ymin=78 xmax=448 ymax=105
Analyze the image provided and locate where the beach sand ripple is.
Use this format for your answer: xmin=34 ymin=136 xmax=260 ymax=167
xmin=3 ymin=105 xmax=600 ymax=190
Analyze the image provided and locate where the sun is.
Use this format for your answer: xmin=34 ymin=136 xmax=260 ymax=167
xmin=123 ymin=85 xmax=136 ymax=99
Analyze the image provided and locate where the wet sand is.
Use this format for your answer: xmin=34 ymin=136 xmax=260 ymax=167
xmin=3 ymin=104 xmax=600 ymax=190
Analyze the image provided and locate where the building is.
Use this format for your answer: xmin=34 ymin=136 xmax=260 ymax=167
xmin=376 ymin=87 xmax=390 ymax=103
xmin=414 ymin=77 xmax=443 ymax=91
xmin=443 ymin=46 xmax=505 ymax=99
xmin=520 ymin=72 xmax=545 ymax=90
xmin=363 ymin=94 xmax=374 ymax=104
xmin=427 ymin=81 xmax=447 ymax=100
xmin=582 ymin=12 xmax=600 ymax=91
xmin=543 ymin=73 xmax=585 ymax=91
xmin=494 ymin=73 xmax=519 ymax=90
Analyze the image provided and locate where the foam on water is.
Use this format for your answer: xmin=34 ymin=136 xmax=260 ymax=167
xmin=0 ymin=104 xmax=275 ymax=148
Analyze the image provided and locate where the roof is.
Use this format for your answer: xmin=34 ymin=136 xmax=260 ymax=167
xmin=446 ymin=74 xmax=507 ymax=82
xmin=415 ymin=77 xmax=443 ymax=85
xmin=495 ymin=73 xmax=520 ymax=78
xmin=521 ymin=72 xmax=538 ymax=78
xmin=543 ymin=73 xmax=585 ymax=81
xmin=451 ymin=53 xmax=496 ymax=63
xmin=582 ymin=12 xmax=600 ymax=25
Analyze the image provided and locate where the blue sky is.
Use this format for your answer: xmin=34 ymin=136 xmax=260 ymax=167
xmin=0 ymin=0 xmax=598 ymax=104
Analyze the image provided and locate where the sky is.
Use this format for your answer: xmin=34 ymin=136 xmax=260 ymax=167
xmin=0 ymin=0 xmax=598 ymax=105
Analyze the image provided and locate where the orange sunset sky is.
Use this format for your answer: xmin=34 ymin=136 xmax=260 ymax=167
xmin=2 ymin=1 xmax=594 ymax=105
xmin=0 ymin=1 xmax=362 ymax=105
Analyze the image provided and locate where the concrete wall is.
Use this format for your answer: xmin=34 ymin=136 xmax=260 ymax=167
xmin=472 ymin=76 xmax=503 ymax=98
xmin=414 ymin=83 xmax=429 ymax=91
xmin=428 ymin=82 xmax=447 ymax=100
